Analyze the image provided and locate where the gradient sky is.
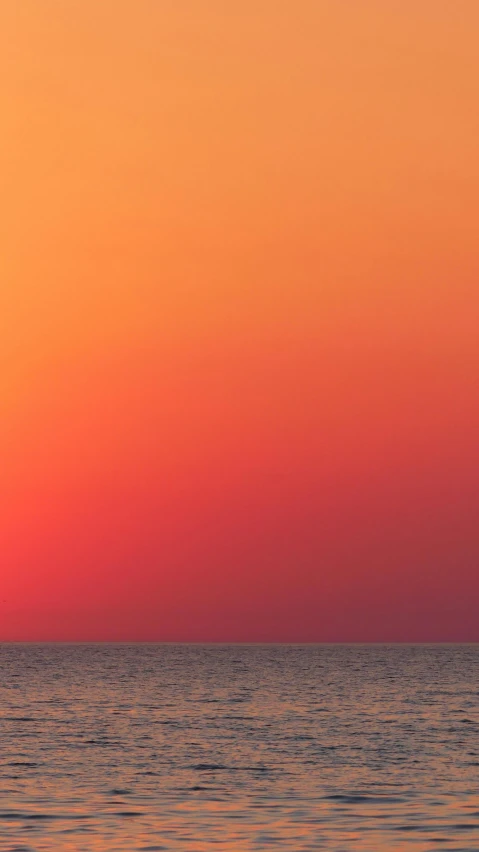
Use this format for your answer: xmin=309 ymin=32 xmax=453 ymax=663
xmin=1 ymin=1 xmax=478 ymax=641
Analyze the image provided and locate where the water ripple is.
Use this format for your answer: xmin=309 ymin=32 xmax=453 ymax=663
xmin=0 ymin=643 xmax=478 ymax=851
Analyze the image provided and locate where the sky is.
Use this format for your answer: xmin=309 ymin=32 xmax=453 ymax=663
xmin=1 ymin=1 xmax=478 ymax=641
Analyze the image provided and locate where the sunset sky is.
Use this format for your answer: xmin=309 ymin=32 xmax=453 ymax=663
xmin=1 ymin=1 xmax=478 ymax=641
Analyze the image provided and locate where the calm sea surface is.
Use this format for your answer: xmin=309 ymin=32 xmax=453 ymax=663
xmin=0 ymin=644 xmax=478 ymax=851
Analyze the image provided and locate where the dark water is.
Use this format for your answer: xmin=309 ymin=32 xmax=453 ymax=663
xmin=0 ymin=644 xmax=478 ymax=851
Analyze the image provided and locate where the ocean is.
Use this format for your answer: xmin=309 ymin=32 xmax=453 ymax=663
xmin=0 ymin=643 xmax=478 ymax=851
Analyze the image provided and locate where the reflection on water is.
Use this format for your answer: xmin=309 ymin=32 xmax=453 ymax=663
xmin=0 ymin=644 xmax=478 ymax=850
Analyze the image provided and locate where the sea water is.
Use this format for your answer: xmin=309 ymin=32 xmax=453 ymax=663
xmin=0 ymin=644 xmax=478 ymax=851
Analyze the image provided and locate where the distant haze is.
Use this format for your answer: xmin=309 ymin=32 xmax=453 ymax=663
xmin=1 ymin=1 xmax=478 ymax=641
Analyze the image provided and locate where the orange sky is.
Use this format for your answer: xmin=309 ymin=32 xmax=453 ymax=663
xmin=1 ymin=1 xmax=478 ymax=640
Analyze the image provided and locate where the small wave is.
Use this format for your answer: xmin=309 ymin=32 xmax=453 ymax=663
xmin=325 ymin=794 xmax=405 ymax=804
xmin=191 ymin=763 xmax=270 ymax=773
xmin=6 ymin=762 xmax=39 ymax=768
xmin=112 ymin=811 xmax=143 ymax=817
xmin=25 ymin=814 xmax=58 ymax=821
xmin=191 ymin=763 xmax=228 ymax=771
xmin=4 ymin=717 xmax=37 ymax=723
